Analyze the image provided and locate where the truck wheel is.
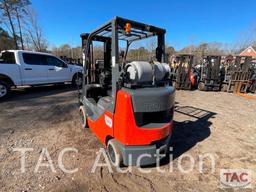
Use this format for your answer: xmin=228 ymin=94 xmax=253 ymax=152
xmin=0 ymin=81 xmax=10 ymax=100
xmin=107 ymin=139 xmax=123 ymax=167
xmin=72 ymin=73 xmax=83 ymax=88
xmin=79 ymin=106 xmax=88 ymax=129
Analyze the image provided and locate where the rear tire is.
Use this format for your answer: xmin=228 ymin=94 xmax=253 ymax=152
xmin=0 ymin=81 xmax=11 ymax=100
xmin=72 ymin=73 xmax=83 ymax=88
xmin=107 ymin=139 xmax=123 ymax=167
xmin=79 ymin=106 xmax=87 ymax=129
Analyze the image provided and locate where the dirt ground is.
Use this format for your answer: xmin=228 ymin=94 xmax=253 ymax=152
xmin=0 ymin=85 xmax=255 ymax=192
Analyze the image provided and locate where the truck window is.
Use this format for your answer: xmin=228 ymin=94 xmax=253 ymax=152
xmin=0 ymin=52 xmax=16 ymax=64
xmin=46 ymin=56 xmax=65 ymax=67
xmin=23 ymin=53 xmax=45 ymax=65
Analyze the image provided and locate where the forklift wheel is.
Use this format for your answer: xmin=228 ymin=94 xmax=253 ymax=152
xmin=79 ymin=106 xmax=88 ymax=129
xmin=172 ymin=82 xmax=178 ymax=89
xmin=107 ymin=139 xmax=123 ymax=167
xmin=221 ymin=84 xmax=228 ymax=92
xmin=198 ymin=82 xmax=205 ymax=91
xmin=187 ymin=82 xmax=192 ymax=90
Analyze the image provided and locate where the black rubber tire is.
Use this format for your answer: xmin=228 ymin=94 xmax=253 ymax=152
xmin=72 ymin=73 xmax=83 ymax=88
xmin=107 ymin=139 xmax=123 ymax=167
xmin=187 ymin=82 xmax=192 ymax=90
xmin=198 ymin=82 xmax=205 ymax=91
xmin=221 ymin=84 xmax=228 ymax=92
xmin=240 ymin=84 xmax=247 ymax=93
xmin=79 ymin=106 xmax=88 ymax=129
xmin=0 ymin=80 xmax=11 ymax=100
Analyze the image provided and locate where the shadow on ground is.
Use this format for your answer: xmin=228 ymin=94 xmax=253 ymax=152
xmin=171 ymin=105 xmax=216 ymax=159
xmin=0 ymin=84 xmax=79 ymax=135
xmin=153 ymin=105 xmax=217 ymax=167
xmin=5 ymin=84 xmax=76 ymax=102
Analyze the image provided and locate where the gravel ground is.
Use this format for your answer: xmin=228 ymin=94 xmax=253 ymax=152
xmin=0 ymin=84 xmax=255 ymax=192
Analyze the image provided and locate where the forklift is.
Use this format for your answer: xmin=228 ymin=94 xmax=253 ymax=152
xmin=248 ymin=72 xmax=256 ymax=93
xmin=79 ymin=17 xmax=175 ymax=166
xmin=172 ymin=54 xmax=198 ymax=90
xmin=198 ymin=55 xmax=223 ymax=91
xmin=221 ymin=56 xmax=252 ymax=93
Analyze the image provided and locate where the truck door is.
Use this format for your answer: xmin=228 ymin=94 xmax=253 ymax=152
xmin=21 ymin=53 xmax=49 ymax=85
xmin=45 ymin=55 xmax=70 ymax=82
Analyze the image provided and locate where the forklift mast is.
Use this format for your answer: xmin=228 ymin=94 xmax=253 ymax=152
xmin=81 ymin=34 xmax=112 ymax=89
xmin=198 ymin=55 xmax=222 ymax=91
xmin=234 ymin=56 xmax=252 ymax=71
xmin=172 ymin=54 xmax=195 ymax=90
xmin=221 ymin=56 xmax=253 ymax=93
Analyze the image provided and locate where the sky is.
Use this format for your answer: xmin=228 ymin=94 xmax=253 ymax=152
xmin=32 ymin=0 xmax=256 ymax=50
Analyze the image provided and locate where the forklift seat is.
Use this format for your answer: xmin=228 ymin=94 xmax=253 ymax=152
xmin=86 ymin=84 xmax=108 ymax=103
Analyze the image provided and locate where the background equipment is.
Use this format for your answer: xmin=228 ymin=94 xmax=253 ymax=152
xmin=172 ymin=54 xmax=198 ymax=90
xmin=221 ymin=56 xmax=253 ymax=93
xmin=198 ymin=55 xmax=222 ymax=91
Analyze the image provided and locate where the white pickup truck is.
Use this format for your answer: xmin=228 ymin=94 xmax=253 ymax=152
xmin=0 ymin=50 xmax=83 ymax=99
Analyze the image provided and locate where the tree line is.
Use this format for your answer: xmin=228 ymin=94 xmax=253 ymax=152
xmin=50 ymin=41 xmax=255 ymax=64
xmin=0 ymin=0 xmax=47 ymax=52
xmin=1 ymin=1 xmax=255 ymax=62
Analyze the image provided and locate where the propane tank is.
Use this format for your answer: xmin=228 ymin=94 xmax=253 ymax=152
xmin=126 ymin=61 xmax=153 ymax=83
xmin=154 ymin=63 xmax=170 ymax=81
xmin=125 ymin=61 xmax=170 ymax=84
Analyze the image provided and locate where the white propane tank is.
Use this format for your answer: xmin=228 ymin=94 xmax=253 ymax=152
xmin=154 ymin=63 xmax=171 ymax=81
xmin=126 ymin=61 xmax=170 ymax=84
xmin=126 ymin=61 xmax=153 ymax=83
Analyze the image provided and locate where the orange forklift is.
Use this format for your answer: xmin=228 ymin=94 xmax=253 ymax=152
xmin=172 ymin=54 xmax=198 ymax=90
xmin=79 ymin=17 xmax=175 ymax=166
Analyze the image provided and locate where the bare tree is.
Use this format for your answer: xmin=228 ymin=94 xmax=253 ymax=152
xmin=51 ymin=44 xmax=82 ymax=61
xmin=146 ymin=37 xmax=156 ymax=58
xmin=0 ymin=27 xmax=15 ymax=51
xmin=179 ymin=45 xmax=197 ymax=54
xmin=165 ymin=45 xmax=175 ymax=63
xmin=26 ymin=8 xmax=47 ymax=51
xmin=56 ymin=44 xmax=72 ymax=57
xmin=0 ymin=0 xmax=18 ymax=49
xmin=205 ymin=42 xmax=223 ymax=55
xmin=232 ymin=23 xmax=256 ymax=53
xmin=13 ymin=0 xmax=31 ymax=50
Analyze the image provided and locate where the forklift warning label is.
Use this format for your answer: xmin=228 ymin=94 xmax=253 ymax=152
xmin=105 ymin=115 xmax=113 ymax=128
